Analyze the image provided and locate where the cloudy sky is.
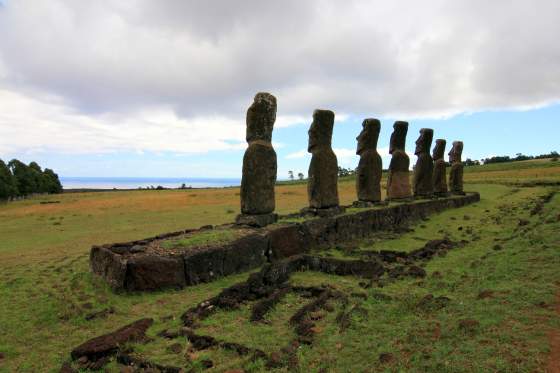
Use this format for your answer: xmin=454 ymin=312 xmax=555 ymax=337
xmin=0 ymin=0 xmax=559 ymax=181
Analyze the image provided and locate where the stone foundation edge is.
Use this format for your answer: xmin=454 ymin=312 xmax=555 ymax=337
xmin=90 ymin=192 xmax=480 ymax=292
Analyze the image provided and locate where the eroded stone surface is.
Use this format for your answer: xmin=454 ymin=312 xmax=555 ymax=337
xmin=307 ymin=110 xmax=339 ymax=209
xmin=239 ymin=92 xmax=277 ymax=219
xmin=413 ymin=128 xmax=434 ymax=198
xmin=387 ymin=121 xmax=412 ymax=200
xmin=355 ymin=119 xmax=382 ymax=203
xmin=432 ymin=139 xmax=448 ymax=196
xmin=449 ymin=141 xmax=465 ymax=195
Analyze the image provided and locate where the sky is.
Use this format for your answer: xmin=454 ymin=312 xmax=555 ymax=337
xmin=0 ymin=0 xmax=558 ymax=179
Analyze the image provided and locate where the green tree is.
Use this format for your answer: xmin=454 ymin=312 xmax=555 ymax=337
xmin=42 ymin=168 xmax=63 ymax=194
xmin=8 ymin=159 xmax=37 ymax=196
xmin=0 ymin=159 xmax=18 ymax=200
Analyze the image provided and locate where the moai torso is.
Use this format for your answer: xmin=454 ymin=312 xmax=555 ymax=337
xmin=307 ymin=109 xmax=339 ymax=209
xmin=413 ymin=128 xmax=434 ymax=198
xmin=239 ymin=93 xmax=277 ymax=215
xmin=432 ymin=139 xmax=448 ymax=196
xmin=448 ymin=141 xmax=464 ymax=195
xmin=387 ymin=121 xmax=411 ymax=199
xmin=356 ymin=119 xmax=382 ymax=202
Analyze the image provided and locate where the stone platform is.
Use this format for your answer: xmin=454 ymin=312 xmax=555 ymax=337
xmin=90 ymin=192 xmax=480 ymax=292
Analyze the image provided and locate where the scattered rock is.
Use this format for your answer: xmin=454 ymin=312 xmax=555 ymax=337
xmin=201 ymin=359 xmax=214 ymax=369
xmin=407 ymin=266 xmax=427 ymax=278
xmin=59 ymin=362 xmax=76 ymax=373
xmin=71 ymin=318 xmax=153 ymax=362
xmin=518 ymin=219 xmax=530 ymax=227
xmin=167 ymin=343 xmax=183 ymax=354
xmin=379 ymin=352 xmax=395 ymax=364
xmin=477 ymin=290 xmax=494 ymax=299
xmin=458 ymin=319 xmax=480 ymax=333
xmin=85 ymin=307 xmax=115 ymax=321
xmin=416 ymin=294 xmax=450 ymax=312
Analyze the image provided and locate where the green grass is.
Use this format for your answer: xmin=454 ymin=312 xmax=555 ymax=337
xmin=0 ymin=160 xmax=559 ymax=372
xmin=160 ymin=229 xmax=243 ymax=250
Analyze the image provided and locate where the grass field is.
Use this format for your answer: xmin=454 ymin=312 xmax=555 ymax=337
xmin=0 ymin=159 xmax=559 ymax=372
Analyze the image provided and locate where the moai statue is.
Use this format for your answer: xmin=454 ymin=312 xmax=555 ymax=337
xmin=303 ymin=109 xmax=344 ymax=216
xmin=353 ymin=119 xmax=383 ymax=207
xmin=413 ymin=128 xmax=434 ymax=198
xmin=432 ymin=139 xmax=448 ymax=197
xmin=236 ymin=93 xmax=278 ymax=227
xmin=448 ymin=141 xmax=465 ymax=195
xmin=387 ymin=121 xmax=412 ymax=200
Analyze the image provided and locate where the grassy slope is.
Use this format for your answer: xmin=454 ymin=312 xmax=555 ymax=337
xmin=0 ymin=160 xmax=558 ymax=372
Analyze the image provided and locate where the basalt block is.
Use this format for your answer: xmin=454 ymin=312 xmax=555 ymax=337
xmin=355 ymin=119 xmax=383 ymax=203
xmin=90 ymin=193 xmax=480 ymax=292
xmin=413 ymin=128 xmax=434 ymax=198
xmin=387 ymin=121 xmax=412 ymax=200
xmin=307 ymin=110 xmax=339 ymax=209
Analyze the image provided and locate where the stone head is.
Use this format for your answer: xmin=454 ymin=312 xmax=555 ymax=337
xmin=389 ymin=121 xmax=408 ymax=154
xmin=414 ymin=128 xmax=434 ymax=155
xmin=246 ymin=92 xmax=277 ymax=143
xmin=432 ymin=139 xmax=447 ymax=160
xmin=356 ymin=118 xmax=381 ymax=155
xmin=449 ymin=141 xmax=464 ymax=163
xmin=308 ymin=109 xmax=335 ymax=152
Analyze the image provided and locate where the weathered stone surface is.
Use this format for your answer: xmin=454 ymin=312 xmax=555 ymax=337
xmin=449 ymin=141 xmax=465 ymax=195
xmin=90 ymin=194 xmax=480 ymax=292
xmin=413 ymin=128 xmax=434 ymax=198
xmin=239 ymin=93 xmax=277 ymax=218
xmin=307 ymin=109 xmax=339 ymax=209
xmin=184 ymin=234 xmax=268 ymax=285
xmin=432 ymin=139 xmax=448 ymax=196
xmin=125 ymin=255 xmax=185 ymax=291
xmin=356 ymin=119 xmax=382 ymax=203
xmin=236 ymin=212 xmax=278 ymax=227
xmin=90 ymin=246 xmax=127 ymax=290
xmin=268 ymin=224 xmax=312 ymax=260
xmin=387 ymin=121 xmax=412 ymax=200
xmin=71 ymin=318 xmax=153 ymax=361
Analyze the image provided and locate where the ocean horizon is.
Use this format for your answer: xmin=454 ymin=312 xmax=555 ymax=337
xmin=60 ymin=176 xmax=241 ymax=190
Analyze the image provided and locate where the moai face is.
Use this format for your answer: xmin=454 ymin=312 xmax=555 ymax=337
xmin=356 ymin=118 xmax=381 ymax=155
xmin=432 ymin=139 xmax=447 ymax=160
xmin=308 ymin=109 xmax=335 ymax=152
xmin=246 ymin=92 xmax=277 ymax=143
xmin=449 ymin=141 xmax=464 ymax=163
xmin=389 ymin=121 xmax=408 ymax=154
xmin=414 ymin=128 xmax=434 ymax=155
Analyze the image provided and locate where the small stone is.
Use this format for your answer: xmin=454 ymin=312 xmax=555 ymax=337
xmin=200 ymin=359 xmax=214 ymax=368
xmin=167 ymin=343 xmax=183 ymax=354
xmin=407 ymin=265 xmax=427 ymax=278
xmin=458 ymin=319 xmax=480 ymax=333
xmin=379 ymin=352 xmax=395 ymax=364
xmin=477 ymin=290 xmax=494 ymax=299
xmin=59 ymin=362 xmax=77 ymax=373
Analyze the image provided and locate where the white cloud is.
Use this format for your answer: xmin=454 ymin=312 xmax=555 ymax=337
xmin=1 ymin=0 xmax=560 ymax=156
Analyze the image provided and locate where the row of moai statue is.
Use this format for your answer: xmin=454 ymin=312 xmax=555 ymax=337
xmin=236 ymin=93 xmax=465 ymax=227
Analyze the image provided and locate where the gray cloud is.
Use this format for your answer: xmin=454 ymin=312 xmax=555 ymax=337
xmin=0 ymin=0 xmax=559 ymax=155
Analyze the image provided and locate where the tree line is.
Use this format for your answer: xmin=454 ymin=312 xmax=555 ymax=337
xmin=0 ymin=159 xmax=63 ymax=201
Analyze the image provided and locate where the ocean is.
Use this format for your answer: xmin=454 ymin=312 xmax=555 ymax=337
xmin=60 ymin=177 xmax=241 ymax=190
